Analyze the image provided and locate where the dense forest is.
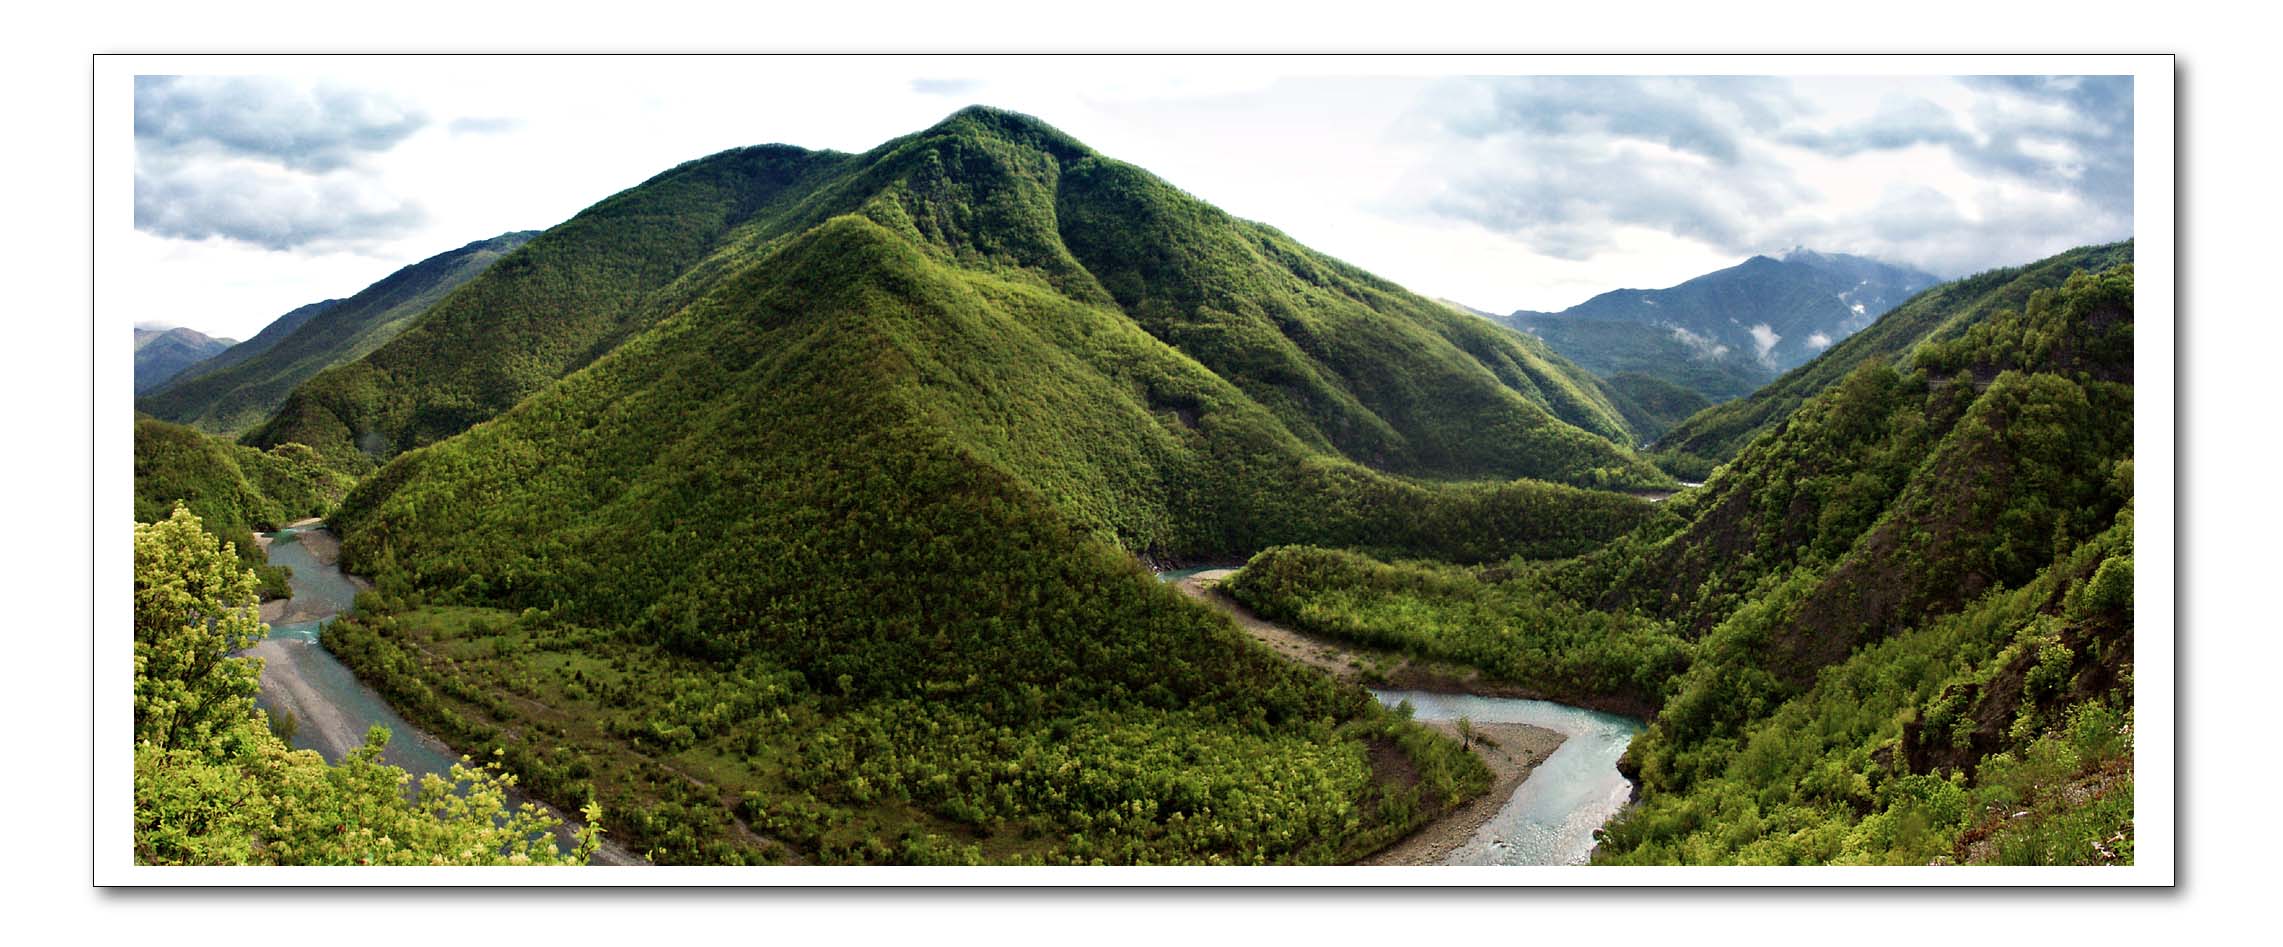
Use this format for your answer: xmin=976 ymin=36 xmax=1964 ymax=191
xmin=1224 ymin=260 xmax=2138 ymax=865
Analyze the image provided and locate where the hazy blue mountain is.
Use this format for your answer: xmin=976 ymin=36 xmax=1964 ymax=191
xmin=132 ymin=326 xmax=237 ymax=394
xmin=1480 ymin=250 xmax=1940 ymax=408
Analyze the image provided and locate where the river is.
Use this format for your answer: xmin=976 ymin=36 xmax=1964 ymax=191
xmin=250 ymin=524 xmax=465 ymax=777
xmin=1163 ymin=567 xmax=1645 ymax=866
xmin=247 ymin=522 xmax=640 ymax=864
xmin=1372 ymin=689 xmax=1642 ymax=866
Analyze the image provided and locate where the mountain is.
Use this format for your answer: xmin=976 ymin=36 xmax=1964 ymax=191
xmin=1650 ymin=241 xmax=2133 ymax=478
xmin=155 ymin=298 xmax=341 ymax=390
xmin=137 ymin=232 xmax=537 ymax=434
xmin=132 ymin=326 xmax=237 ymax=393
xmin=248 ymin=128 xmax=1647 ymax=483
xmin=298 ymin=107 xmax=1677 ymax=864
xmin=1224 ymin=255 xmax=2137 ymax=865
xmin=1483 ymin=250 xmax=1940 ymax=412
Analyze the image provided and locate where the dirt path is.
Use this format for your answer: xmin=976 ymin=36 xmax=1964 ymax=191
xmin=1171 ymin=569 xmax=1566 ymax=866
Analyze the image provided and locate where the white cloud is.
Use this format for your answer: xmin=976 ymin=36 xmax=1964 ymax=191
xmin=1748 ymin=323 xmax=1781 ymax=365
xmin=1670 ymin=326 xmax=1731 ymax=360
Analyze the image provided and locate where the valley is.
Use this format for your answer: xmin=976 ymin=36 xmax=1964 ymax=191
xmin=128 ymin=103 xmax=2140 ymax=871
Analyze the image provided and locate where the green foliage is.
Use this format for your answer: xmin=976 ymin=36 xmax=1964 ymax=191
xmin=321 ymin=599 xmax=1484 ymax=865
xmin=1225 ymin=546 xmax=1691 ymax=715
xmin=134 ymin=506 xmax=267 ymax=751
xmin=131 ymin=508 xmax=599 ymax=865
xmin=1497 ymin=317 xmax=1774 ymax=406
xmin=1596 ymin=372 xmax=1716 ymax=446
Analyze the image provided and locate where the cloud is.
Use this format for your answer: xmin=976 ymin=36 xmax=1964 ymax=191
xmin=1399 ymin=77 xmax=1817 ymax=260
xmin=1395 ymin=76 xmax=2133 ymax=276
xmin=134 ymin=154 xmax=426 ymax=251
xmin=1790 ymin=76 xmax=2132 ymax=218
xmin=1747 ymin=323 xmax=1781 ymax=366
xmin=1669 ymin=326 xmax=1731 ymax=360
xmin=1807 ymin=331 xmax=1834 ymax=350
xmin=135 ymin=75 xmax=427 ymax=171
xmin=134 ymin=76 xmax=429 ymax=252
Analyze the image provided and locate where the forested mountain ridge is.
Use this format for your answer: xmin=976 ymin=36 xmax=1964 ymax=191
xmin=1594 ymin=262 xmax=2135 ymax=864
xmin=133 ymin=326 xmax=237 ymax=394
xmin=138 ymin=232 xmax=537 ymax=435
xmin=1224 ymin=259 xmax=2137 ymax=864
xmin=289 ymin=107 xmax=1686 ymax=864
xmin=1484 ymin=250 xmax=1937 ymax=412
xmin=156 ymin=299 xmax=340 ymax=390
xmin=1649 ymin=241 xmax=2133 ymax=478
xmin=249 ymin=107 xmax=1654 ymax=485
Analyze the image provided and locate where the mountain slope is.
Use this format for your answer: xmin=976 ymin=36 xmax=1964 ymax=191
xmin=154 ymin=298 xmax=340 ymax=390
xmin=1486 ymin=250 xmax=1937 ymax=410
xmin=1591 ymin=262 xmax=2135 ymax=864
xmin=137 ymin=232 xmax=537 ymax=434
xmin=250 ymin=108 xmax=1653 ymax=487
xmin=133 ymin=327 xmax=237 ymax=393
xmin=1649 ymin=241 xmax=2133 ymax=478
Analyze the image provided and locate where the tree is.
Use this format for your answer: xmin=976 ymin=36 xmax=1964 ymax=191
xmin=134 ymin=504 xmax=266 ymax=752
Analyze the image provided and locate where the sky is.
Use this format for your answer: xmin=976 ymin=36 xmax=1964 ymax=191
xmin=120 ymin=59 xmax=2135 ymax=341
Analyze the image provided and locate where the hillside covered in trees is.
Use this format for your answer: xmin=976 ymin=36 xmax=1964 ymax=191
xmin=125 ymin=99 xmax=2139 ymax=869
xmin=1226 ymin=254 xmax=2138 ymax=865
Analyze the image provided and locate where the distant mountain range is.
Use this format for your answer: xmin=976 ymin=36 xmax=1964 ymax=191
xmin=1472 ymin=250 xmax=1939 ymax=431
xmin=132 ymin=326 xmax=237 ymax=393
xmin=136 ymin=231 xmax=537 ymax=434
xmin=1650 ymin=241 xmax=2133 ymax=478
